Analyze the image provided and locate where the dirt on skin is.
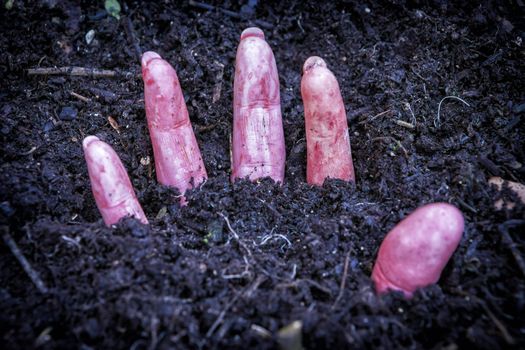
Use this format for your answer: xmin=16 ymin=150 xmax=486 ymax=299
xmin=1 ymin=1 xmax=524 ymax=349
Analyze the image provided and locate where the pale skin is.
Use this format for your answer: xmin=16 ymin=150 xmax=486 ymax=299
xmin=301 ymin=56 xmax=355 ymax=185
xmin=141 ymin=51 xmax=207 ymax=196
xmin=83 ymin=136 xmax=148 ymax=226
xmin=371 ymin=203 xmax=464 ymax=298
xmin=231 ymin=27 xmax=286 ymax=183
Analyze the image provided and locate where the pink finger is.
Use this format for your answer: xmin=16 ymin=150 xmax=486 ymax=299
xmin=301 ymin=56 xmax=355 ymax=185
xmin=141 ymin=51 xmax=207 ymax=198
xmin=232 ymin=27 xmax=286 ymax=183
xmin=83 ymin=136 xmax=148 ymax=226
xmin=371 ymin=203 xmax=464 ymax=298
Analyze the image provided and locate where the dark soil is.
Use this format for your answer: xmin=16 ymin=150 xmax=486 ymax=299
xmin=1 ymin=1 xmax=524 ymax=349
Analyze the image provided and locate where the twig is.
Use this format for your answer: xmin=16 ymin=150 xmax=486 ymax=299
xmin=410 ymin=66 xmax=428 ymax=81
xmin=28 ymin=67 xmax=118 ymax=78
xmin=277 ymin=279 xmax=332 ymax=296
xmin=289 ymin=263 xmax=297 ymax=280
xmin=354 ymin=202 xmax=377 ymax=207
xmin=251 ymin=324 xmax=272 ymax=338
xmin=480 ymin=301 xmax=515 ymax=345
xmin=435 ymin=96 xmax=471 ymax=128
xmin=395 ymin=120 xmax=415 ymax=129
xmin=206 ymin=276 xmax=269 ymax=342
xmin=206 ymin=291 xmax=241 ymax=338
xmin=404 ymin=101 xmax=417 ymax=126
xmin=498 ymin=220 xmax=525 ymax=278
xmin=19 ymin=146 xmax=38 ymax=156
xmin=453 ymin=289 xmax=515 ymax=345
xmin=2 ymin=231 xmax=48 ymax=294
xmin=70 ymin=91 xmax=91 ymax=102
xmin=122 ymin=2 xmax=142 ymax=62
xmin=256 ymin=197 xmax=283 ymax=219
xmin=296 ymin=16 xmax=305 ymax=34
xmin=359 ymin=109 xmax=392 ymax=124
xmin=478 ymin=156 xmax=502 ymax=176
xmin=392 ymin=139 xmax=408 ymax=158
xmin=482 ymin=49 xmax=506 ymax=67
xmin=332 ymin=251 xmax=351 ymax=309
xmin=212 ymin=61 xmax=224 ymax=104
xmin=189 ymin=0 xmax=273 ymax=29
xmin=196 ymin=123 xmax=218 ymax=133
xmin=244 ymin=275 xmax=267 ymax=298
xmin=455 ymin=197 xmax=478 ymax=214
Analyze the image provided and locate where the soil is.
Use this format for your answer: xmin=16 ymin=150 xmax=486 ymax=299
xmin=1 ymin=1 xmax=524 ymax=349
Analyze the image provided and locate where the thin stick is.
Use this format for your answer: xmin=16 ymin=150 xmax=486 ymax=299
xmin=189 ymin=0 xmax=273 ymax=29
xmin=480 ymin=301 xmax=515 ymax=345
xmin=332 ymin=251 xmax=351 ymax=309
xmin=453 ymin=289 xmax=515 ymax=345
xmin=122 ymin=2 xmax=142 ymax=62
xmin=410 ymin=66 xmax=428 ymax=81
xmin=256 ymin=197 xmax=283 ymax=219
xmin=251 ymin=324 xmax=272 ymax=338
xmin=124 ymin=16 xmax=142 ymax=62
xmin=435 ymin=95 xmax=471 ymax=128
xmin=455 ymin=197 xmax=478 ymax=214
xmin=406 ymin=102 xmax=417 ymax=126
xmin=212 ymin=61 xmax=225 ymax=104
xmin=498 ymin=220 xmax=525 ymax=278
xmin=395 ymin=120 xmax=415 ymax=129
xmin=28 ymin=67 xmax=118 ymax=78
xmin=2 ymin=232 xmax=48 ymax=294
xmin=359 ymin=109 xmax=392 ymax=124
xmin=70 ymin=91 xmax=91 ymax=102
xmin=206 ymin=291 xmax=241 ymax=338
xmin=19 ymin=146 xmax=38 ymax=156
xmin=277 ymin=279 xmax=332 ymax=296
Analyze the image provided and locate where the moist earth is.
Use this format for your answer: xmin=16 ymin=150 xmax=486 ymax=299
xmin=1 ymin=1 xmax=524 ymax=349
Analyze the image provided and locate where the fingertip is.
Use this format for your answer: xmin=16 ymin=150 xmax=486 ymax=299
xmin=141 ymin=51 xmax=162 ymax=67
xmin=427 ymin=202 xmax=465 ymax=238
xmin=303 ymin=56 xmax=327 ymax=73
xmin=240 ymin=27 xmax=265 ymax=41
xmin=83 ymin=135 xmax=100 ymax=150
xmin=438 ymin=202 xmax=464 ymax=221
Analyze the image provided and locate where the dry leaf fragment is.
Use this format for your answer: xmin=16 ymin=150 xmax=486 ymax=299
xmin=108 ymin=116 xmax=120 ymax=133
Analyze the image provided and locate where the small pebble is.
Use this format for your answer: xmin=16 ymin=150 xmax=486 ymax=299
xmin=85 ymin=29 xmax=95 ymax=45
xmin=59 ymin=106 xmax=78 ymax=121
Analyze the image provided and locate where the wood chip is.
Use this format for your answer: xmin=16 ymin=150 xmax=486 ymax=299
xmin=108 ymin=116 xmax=120 ymax=133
